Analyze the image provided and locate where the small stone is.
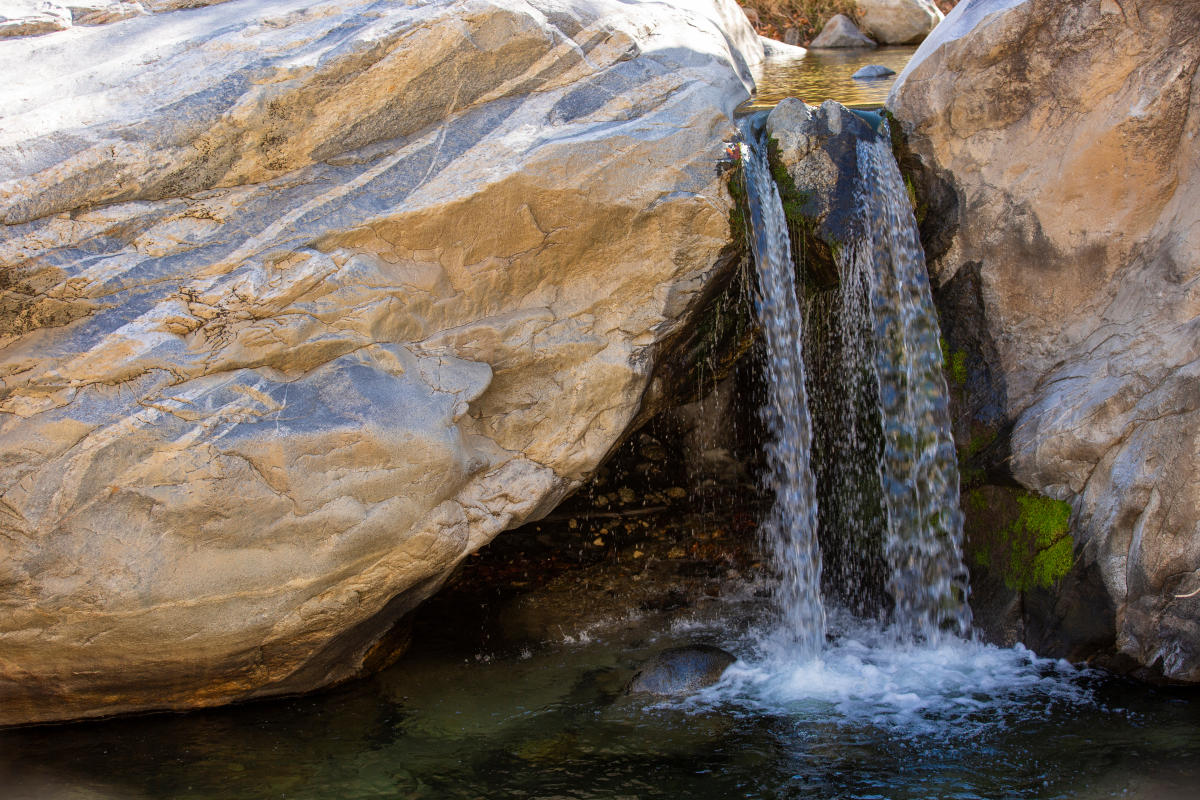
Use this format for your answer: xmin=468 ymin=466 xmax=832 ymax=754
xmin=666 ymin=487 xmax=688 ymax=499
xmin=633 ymin=550 xmax=645 ymax=558
xmin=809 ymin=14 xmax=876 ymax=49
xmin=618 ymin=487 xmax=636 ymax=504
xmin=852 ymin=64 xmax=897 ymax=79
xmin=592 ymin=537 xmax=604 ymax=547
xmin=667 ymin=546 xmax=687 ymax=559
xmin=568 ymin=518 xmax=578 ymax=529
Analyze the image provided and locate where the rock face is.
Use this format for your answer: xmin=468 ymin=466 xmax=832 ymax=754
xmin=0 ymin=0 xmax=762 ymax=725
xmin=890 ymin=0 xmax=1200 ymax=681
xmin=856 ymin=0 xmax=943 ymax=44
xmin=809 ymin=13 xmax=877 ymax=48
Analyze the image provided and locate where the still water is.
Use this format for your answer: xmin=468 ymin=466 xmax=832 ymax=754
xmin=2 ymin=598 xmax=1198 ymax=800
xmin=742 ymin=46 xmax=918 ymax=110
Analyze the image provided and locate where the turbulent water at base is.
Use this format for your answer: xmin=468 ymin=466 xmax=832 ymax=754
xmin=738 ymin=119 xmax=825 ymax=655
xmin=848 ymin=135 xmax=972 ymax=637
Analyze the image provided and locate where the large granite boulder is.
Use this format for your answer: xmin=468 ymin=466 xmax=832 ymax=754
xmin=890 ymin=0 xmax=1200 ymax=681
xmin=0 ymin=0 xmax=762 ymax=725
xmin=856 ymin=0 xmax=942 ymax=44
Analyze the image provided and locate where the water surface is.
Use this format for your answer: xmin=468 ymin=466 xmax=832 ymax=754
xmin=744 ymin=46 xmax=918 ymax=110
xmin=2 ymin=600 xmax=1198 ymax=800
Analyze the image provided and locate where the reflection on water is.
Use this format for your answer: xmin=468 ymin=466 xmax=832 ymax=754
xmin=2 ymin=600 xmax=1198 ymax=800
xmin=744 ymin=46 xmax=918 ymax=110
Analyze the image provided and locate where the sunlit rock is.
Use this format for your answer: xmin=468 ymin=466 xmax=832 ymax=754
xmin=810 ymin=13 xmax=876 ymax=49
xmin=856 ymin=0 xmax=943 ymax=44
xmin=0 ymin=0 xmax=762 ymax=725
xmin=890 ymin=0 xmax=1200 ymax=681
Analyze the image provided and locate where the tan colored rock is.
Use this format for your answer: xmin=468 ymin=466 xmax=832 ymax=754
xmin=856 ymin=0 xmax=942 ymax=44
xmin=65 ymin=0 xmax=145 ymax=25
xmin=0 ymin=1 xmax=71 ymax=36
xmin=810 ymin=13 xmax=876 ymax=48
xmin=0 ymin=0 xmax=762 ymax=725
xmin=890 ymin=0 xmax=1200 ymax=680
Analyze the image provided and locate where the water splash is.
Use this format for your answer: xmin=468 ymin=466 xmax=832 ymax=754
xmin=849 ymin=134 xmax=972 ymax=638
xmin=738 ymin=117 xmax=825 ymax=655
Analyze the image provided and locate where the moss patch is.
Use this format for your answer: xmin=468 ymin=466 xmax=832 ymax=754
xmin=965 ymin=487 xmax=1075 ymax=593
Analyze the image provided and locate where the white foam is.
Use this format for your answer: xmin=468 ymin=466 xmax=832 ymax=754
xmin=683 ymin=614 xmax=1094 ymax=739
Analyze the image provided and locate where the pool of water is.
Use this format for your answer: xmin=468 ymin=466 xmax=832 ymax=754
xmin=3 ymin=595 xmax=1197 ymax=800
xmin=743 ymin=46 xmax=918 ymax=110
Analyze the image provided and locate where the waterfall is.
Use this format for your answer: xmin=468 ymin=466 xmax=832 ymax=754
xmin=848 ymin=135 xmax=972 ymax=638
xmin=739 ymin=107 xmax=971 ymax=646
xmin=738 ymin=118 xmax=825 ymax=655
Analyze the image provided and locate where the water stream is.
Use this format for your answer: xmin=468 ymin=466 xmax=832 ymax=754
xmin=738 ymin=117 xmax=824 ymax=655
xmin=850 ymin=135 xmax=972 ymax=638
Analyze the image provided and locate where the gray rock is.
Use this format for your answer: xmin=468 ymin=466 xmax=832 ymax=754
xmin=809 ymin=13 xmax=876 ymax=49
xmin=852 ymin=64 xmax=896 ymax=79
xmin=627 ymin=645 xmax=737 ymax=695
xmin=890 ymin=0 xmax=1200 ymax=681
xmin=0 ymin=0 xmax=763 ymax=726
xmin=856 ymin=0 xmax=942 ymax=45
xmin=765 ymin=98 xmax=881 ymax=283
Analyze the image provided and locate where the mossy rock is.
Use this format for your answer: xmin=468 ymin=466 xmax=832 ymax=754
xmin=964 ymin=486 xmax=1075 ymax=593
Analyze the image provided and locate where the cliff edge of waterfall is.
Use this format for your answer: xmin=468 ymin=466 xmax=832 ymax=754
xmin=0 ymin=0 xmax=762 ymax=726
xmin=889 ymin=0 xmax=1200 ymax=682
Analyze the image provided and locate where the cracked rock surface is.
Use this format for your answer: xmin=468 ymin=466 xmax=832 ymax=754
xmin=0 ymin=0 xmax=761 ymax=725
xmin=890 ymin=0 xmax=1200 ymax=680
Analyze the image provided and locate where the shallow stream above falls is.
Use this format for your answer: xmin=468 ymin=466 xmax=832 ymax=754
xmin=742 ymin=46 xmax=918 ymax=111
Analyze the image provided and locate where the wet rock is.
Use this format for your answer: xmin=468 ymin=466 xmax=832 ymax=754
xmin=890 ymin=0 xmax=1200 ymax=681
xmin=627 ymin=645 xmax=736 ymax=695
xmin=852 ymin=64 xmax=896 ymax=79
xmin=765 ymin=98 xmax=881 ymax=285
xmin=809 ymin=14 xmax=876 ymax=49
xmin=856 ymin=0 xmax=942 ymax=45
xmin=0 ymin=0 xmax=763 ymax=726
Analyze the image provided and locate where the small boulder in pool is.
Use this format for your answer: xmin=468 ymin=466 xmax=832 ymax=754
xmin=852 ymin=64 xmax=897 ymax=79
xmin=627 ymin=645 xmax=736 ymax=696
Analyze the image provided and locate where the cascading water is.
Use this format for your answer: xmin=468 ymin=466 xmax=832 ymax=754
xmin=739 ymin=109 xmax=970 ymax=645
xmin=737 ymin=117 xmax=825 ymax=655
xmin=849 ymin=134 xmax=972 ymax=638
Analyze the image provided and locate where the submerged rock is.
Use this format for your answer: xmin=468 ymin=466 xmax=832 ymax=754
xmin=852 ymin=64 xmax=896 ymax=79
xmin=809 ymin=14 xmax=876 ymax=49
xmin=856 ymin=0 xmax=943 ymax=45
xmin=890 ymin=0 xmax=1200 ymax=681
xmin=627 ymin=645 xmax=737 ymax=695
xmin=0 ymin=0 xmax=763 ymax=726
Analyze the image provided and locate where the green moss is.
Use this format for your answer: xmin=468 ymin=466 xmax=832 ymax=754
xmin=1003 ymin=493 xmax=1074 ymax=591
xmin=938 ymin=336 xmax=968 ymax=386
xmin=963 ymin=487 xmax=1075 ymax=593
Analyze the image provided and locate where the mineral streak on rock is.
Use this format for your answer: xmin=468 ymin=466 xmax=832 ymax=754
xmin=0 ymin=0 xmax=763 ymax=725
